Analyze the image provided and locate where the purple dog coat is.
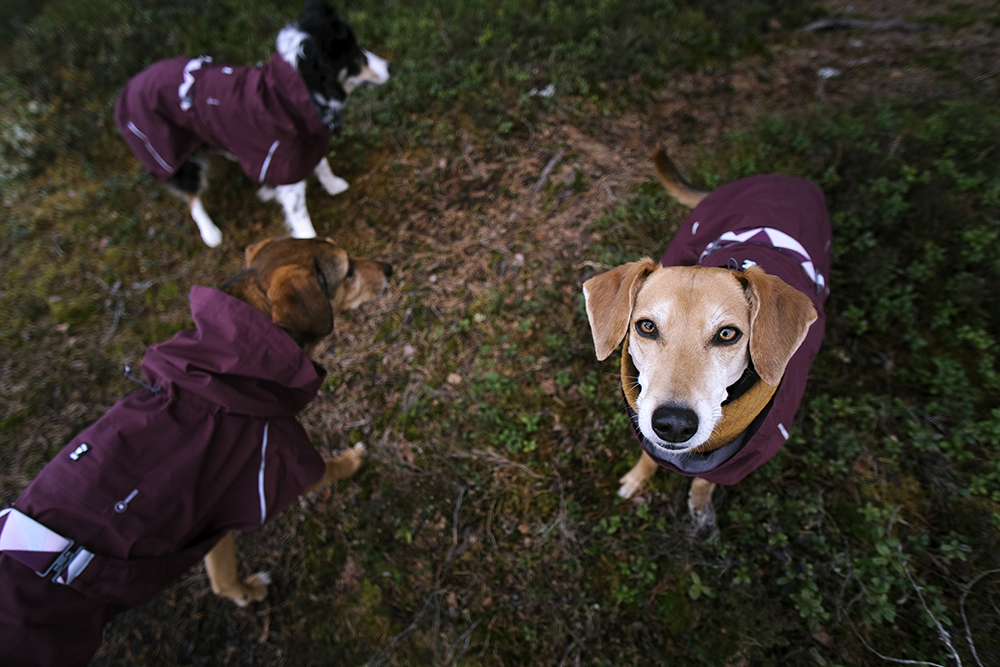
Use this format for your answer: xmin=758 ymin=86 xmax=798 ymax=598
xmin=636 ymin=174 xmax=831 ymax=486
xmin=114 ymin=52 xmax=330 ymax=186
xmin=0 ymin=287 xmax=326 ymax=666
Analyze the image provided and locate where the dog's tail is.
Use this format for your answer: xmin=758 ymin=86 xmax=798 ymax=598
xmin=652 ymin=146 xmax=709 ymax=209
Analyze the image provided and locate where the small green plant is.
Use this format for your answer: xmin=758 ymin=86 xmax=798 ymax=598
xmin=687 ymin=571 xmax=715 ymax=600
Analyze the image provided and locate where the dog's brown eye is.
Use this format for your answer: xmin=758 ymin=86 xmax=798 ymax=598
xmin=314 ymin=262 xmax=330 ymax=296
xmin=635 ymin=319 xmax=657 ymax=338
xmin=715 ymin=327 xmax=742 ymax=345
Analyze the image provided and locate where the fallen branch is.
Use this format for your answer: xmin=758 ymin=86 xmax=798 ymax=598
xmin=960 ymin=568 xmax=1000 ymax=667
xmin=843 ymin=591 xmax=949 ymax=667
xmin=896 ymin=544 xmax=963 ymax=666
xmin=531 ymin=149 xmax=565 ymax=196
xmin=803 ymin=18 xmax=934 ymax=32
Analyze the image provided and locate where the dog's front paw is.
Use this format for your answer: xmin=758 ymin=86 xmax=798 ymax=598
xmin=618 ymin=474 xmax=644 ymax=499
xmin=199 ymin=225 xmax=223 ymax=248
xmin=322 ymin=443 xmax=366 ymax=483
xmin=686 ymin=505 xmax=719 ymax=538
xmin=318 ymin=174 xmax=349 ymax=196
xmin=340 ymin=442 xmax=365 ymax=476
xmin=190 ymin=199 xmax=222 ymax=247
xmin=256 ymin=185 xmax=277 ymax=202
xmin=243 ymin=571 xmax=270 ymax=602
xmin=219 ymin=571 xmax=270 ymax=607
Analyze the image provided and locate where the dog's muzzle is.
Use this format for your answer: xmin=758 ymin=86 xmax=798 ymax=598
xmin=620 ymin=331 xmax=777 ymax=455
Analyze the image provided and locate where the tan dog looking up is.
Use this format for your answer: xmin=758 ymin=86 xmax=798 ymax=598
xmin=584 ymin=147 xmax=831 ymax=528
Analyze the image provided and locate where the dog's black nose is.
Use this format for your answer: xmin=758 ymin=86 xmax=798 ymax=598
xmin=380 ymin=262 xmax=393 ymax=278
xmin=651 ymin=405 xmax=699 ymax=443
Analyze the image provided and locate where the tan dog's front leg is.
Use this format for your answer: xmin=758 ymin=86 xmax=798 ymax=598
xmin=618 ymin=451 xmax=660 ymax=498
xmin=688 ymin=477 xmax=717 ymax=513
xmin=305 ymin=442 xmax=366 ymax=493
xmin=687 ymin=477 xmax=718 ymax=531
xmin=204 ymin=532 xmax=270 ymax=607
xmin=205 ymin=444 xmax=364 ymax=607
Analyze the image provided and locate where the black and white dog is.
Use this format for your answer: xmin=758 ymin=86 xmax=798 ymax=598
xmin=115 ymin=0 xmax=389 ymax=246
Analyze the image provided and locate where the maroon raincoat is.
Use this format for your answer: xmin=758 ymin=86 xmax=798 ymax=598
xmin=114 ymin=52 xmax=330 ymax=186
xmin=0 ymin=287 xmax=326 ymax=666
xmin=637 ymin=174 xmax=831 ymax=485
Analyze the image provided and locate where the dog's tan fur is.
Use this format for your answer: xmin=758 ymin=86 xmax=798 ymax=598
xmin=584 ymin=148 xmax=816 ymax=519
xmin=202 ymin=236 xmax=390 ymax=606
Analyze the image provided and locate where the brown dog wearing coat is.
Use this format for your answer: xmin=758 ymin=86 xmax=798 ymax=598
xmin=0 ymin=237 xmax=391 ymax=666
xmin=583 ymin=148 xmax=830 ymax=527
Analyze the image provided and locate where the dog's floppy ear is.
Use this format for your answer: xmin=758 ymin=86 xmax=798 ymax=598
xmin=267 ymin=265 xmax=334 ymax=343
xmin=244 ymin=238 xmax=272 ymax=267
xmin=739 ymin=265 xmax=817 ymax=385
xmin=303 ymin=0 xmax=348 ymax=38
xmin=583 ymin=258 xmax=658 ymax=361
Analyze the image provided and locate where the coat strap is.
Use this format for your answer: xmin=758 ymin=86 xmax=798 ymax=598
xmin=0 ymin=508 xmax=94 ymax=584
xmin=1 ymin=507 xmax=222 ymax=607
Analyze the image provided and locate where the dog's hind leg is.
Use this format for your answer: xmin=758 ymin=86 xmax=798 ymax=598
xmin=313 ymin=157 xmax=349 ymax=196
xmin=203 ymin=531 xmax=270 ymax=607
xmin=167 ymin=158 xmax=222 ymax=247
xmin=257 ymin=180 xmax=317 ymax=238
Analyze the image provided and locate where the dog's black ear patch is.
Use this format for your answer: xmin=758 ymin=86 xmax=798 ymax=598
xmin=296 ymin=0 xmax=361 ymax=106
xmin=303 ymin=0 xmax=338 ymax=23
xmin=301 ymin=0 xmax=350 ymax=42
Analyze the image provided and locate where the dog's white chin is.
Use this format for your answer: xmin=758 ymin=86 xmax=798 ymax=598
xmin=640 ymin=435 xmax=712 ymax=463
xmin=638 ymin=431 xmax=709 ymax=455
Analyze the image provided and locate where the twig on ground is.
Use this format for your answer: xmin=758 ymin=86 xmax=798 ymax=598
xmin=802 ymin=18 xmax=934 ymax=32
xmin=843 ymin=591 xmax=948 ymax=667
xmin=888 ymin=505 xmax=963 ymax=665
xmin=960 ymin=569 xmax=1000 ymax=667
xmin=443 ymin=611 xmax=490 ymax=665
xmin=532 ymin=150 xmax=565 ymax=196
xmin=452 ymin=484 xmax=466 ymax=546
xmin=447 ymin=448 xmax=544 ymax=479
xmin=96 ymin=276 xmax=169 ymax=342
xmin=836 ymin=508 xmax=960 ymax=667
xmin=895 ymin=545 xmax=963 ymax=666
xmin=366 ymin=482 xmax=474 ymax=666
xmin=602 ymin=181 xmax=617 ymax=202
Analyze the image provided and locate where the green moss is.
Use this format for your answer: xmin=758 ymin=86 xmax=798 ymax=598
xmin=47 ymin=295 xmax=98 ymax=327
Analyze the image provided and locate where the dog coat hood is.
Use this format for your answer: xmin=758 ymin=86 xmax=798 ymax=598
xmin=632 ymin=174 xmax=831 ymax=486
xmin=0 ymin=287 xmax=325 ymax=665
xmin=115 ymin=53 xmax=330 ymax=186
xmin=142 ymin=285 xmax=324 ymax=416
